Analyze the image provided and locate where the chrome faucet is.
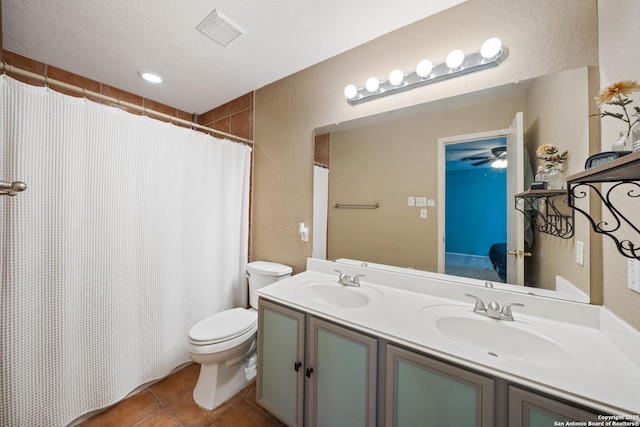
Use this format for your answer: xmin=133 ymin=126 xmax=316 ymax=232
xmin=334 ymin=270 xmax=364 ymax=287
xmin=464 ymin=294 xmax=524 ymax=321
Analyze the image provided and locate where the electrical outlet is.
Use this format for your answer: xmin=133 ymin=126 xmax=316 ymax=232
xmin=575 ymin=241 xmax=584 ymax=266
xmin=628 ymin=259 xmax=640 ymax=293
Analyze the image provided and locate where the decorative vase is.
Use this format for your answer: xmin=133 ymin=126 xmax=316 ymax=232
xmin=612 ymin=132 xmax=630 ymax=152
xmin=546 ymin=167 xmax=564 ymax=190
xmin=629 ymin=122 xmax=640 ymax=152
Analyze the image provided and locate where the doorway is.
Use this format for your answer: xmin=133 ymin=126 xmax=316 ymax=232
xmin=444 ymin=137 xmax=507 ymax=282
xmin=437 ymin=112 xmax=526 ymax=285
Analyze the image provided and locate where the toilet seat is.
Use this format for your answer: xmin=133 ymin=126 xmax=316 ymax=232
xmin=189 ymin=308 xmax=257 ymax=346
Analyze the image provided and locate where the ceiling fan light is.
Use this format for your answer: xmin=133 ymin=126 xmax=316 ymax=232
xmin=491 ymin=158 xmax=507 ymax=169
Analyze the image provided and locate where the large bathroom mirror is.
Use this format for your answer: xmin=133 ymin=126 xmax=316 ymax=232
xmin=314 ymin=67 xmax=594 ymax=302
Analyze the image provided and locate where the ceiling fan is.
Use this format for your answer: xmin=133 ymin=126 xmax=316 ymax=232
xmin=461 ymin=146 xmax=507 ymax=166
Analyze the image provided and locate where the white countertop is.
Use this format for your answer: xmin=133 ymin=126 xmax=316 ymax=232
xmin=256 ymin=258 xmax=640 ymax=416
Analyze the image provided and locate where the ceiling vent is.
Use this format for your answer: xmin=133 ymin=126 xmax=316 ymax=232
xmin=197 ymin=9 xmax=245 ymax=47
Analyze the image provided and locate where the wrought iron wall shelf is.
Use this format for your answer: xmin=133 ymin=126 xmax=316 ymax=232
xmin=566 ymin=150 xmax=640 ymax=260
xmin=515 ymin=189 xmax=574 ymax=239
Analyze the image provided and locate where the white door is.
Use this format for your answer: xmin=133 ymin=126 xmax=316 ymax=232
xmin=506 ymin=112 xmax=525 ymax=285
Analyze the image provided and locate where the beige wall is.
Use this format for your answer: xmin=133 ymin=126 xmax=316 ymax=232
xmin=597 ymin=0 xmax=640 ymax=329
xmin=253 ymin=0 xmax=599 ymax=275
xmin=524 ymin=68 xmax=594 ymax=296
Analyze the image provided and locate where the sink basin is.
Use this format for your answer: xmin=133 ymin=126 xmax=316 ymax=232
xmin=419 ymin=305 xmax=585 ymax=369
xmin=295 ymin=280 xmax=383 ymax=308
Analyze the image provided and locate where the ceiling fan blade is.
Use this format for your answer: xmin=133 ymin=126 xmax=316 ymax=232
xmin=472 ymin=159 xmax=493 ymax=166
xmin=461 ymin=155 xmax=490 ymax=161
xmin=491 ymin=146 xmax=507 ymax=156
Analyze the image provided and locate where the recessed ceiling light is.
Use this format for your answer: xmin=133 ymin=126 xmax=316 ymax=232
xmin=138 ymin=71 xmax=163 ymax=83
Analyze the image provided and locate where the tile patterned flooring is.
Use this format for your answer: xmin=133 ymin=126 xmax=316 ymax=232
xmin=80 ymin=363 xmax=284 ymax=427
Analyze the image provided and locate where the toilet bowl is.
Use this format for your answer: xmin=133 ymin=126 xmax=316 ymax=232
xmin=188 ymin=261 xmax=292 ymax=410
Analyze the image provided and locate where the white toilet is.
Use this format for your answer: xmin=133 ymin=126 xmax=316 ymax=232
xmin=187 ymin=261 xmax=292 ymax=410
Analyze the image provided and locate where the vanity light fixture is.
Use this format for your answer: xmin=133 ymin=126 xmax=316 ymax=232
xmin=344 ymin=38 xmax=508 ymax=105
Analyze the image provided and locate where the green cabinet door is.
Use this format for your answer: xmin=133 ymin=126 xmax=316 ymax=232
xmin=306 ymin=316 xmax=377 ymax=427
xmin=386 ymin=344 xmax=495 ymax=427
xmin=257 ymin=299 xmax=305 ymax=427
xmin=509 ymin=386 xmax=602 ymax=427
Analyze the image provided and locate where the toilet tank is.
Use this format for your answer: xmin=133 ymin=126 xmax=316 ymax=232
xmin=246 ymin=261 xmax=292 ymax=309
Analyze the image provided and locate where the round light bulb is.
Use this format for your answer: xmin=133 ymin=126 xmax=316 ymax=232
xmin=344 ymin=84 xmax=358 ymax=100
xmin=415 ymin=60 xmax=433 ymax=78
xmin=446 ymin=49 xmax=465 ymax=69
xmin=388 ymin=69 xmax=404 ymax=86
xmin=365 ymin=77 xmax=380 ymax=93
xmin=480 ymin=38 xmax=502 ymax=59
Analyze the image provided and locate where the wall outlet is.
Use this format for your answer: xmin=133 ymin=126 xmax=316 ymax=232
xmin=408 ymin=196 xmax=415 ymax=207
xmin=575 ymin=241 xmax=584 ymax=266
xmin=420 ymin=208 xmax=427 ymax=219
xmin=416 ymin=197 xmax=427 ymax=207
xmin=628 ymin=259 xmax=640 ymax=293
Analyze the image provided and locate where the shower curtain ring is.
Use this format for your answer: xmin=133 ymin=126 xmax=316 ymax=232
xmin=44 ymin=76 xmax=49 ymax=89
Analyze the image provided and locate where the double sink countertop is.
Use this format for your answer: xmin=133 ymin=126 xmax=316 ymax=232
xmin=256 ymin=258 xmax=640 ymax=416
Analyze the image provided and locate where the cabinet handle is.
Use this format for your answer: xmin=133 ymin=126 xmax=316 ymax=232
xmin=294 ymin=362 xmax=302 ymax=372
xmin=305 ymin=367 xmax=314 ymax=378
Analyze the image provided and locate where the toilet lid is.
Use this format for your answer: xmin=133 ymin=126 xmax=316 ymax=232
xmin=189 ymin=308 xmax=257 ymax=344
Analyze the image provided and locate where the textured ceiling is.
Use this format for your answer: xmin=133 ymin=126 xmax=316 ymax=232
xmin=2 ymin=0 xmax=465 ymax=114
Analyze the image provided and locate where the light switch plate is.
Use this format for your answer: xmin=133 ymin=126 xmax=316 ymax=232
xmin=420 ymin=208 xmax=427 ymax=219
xmin=427 ymin=198 xmax=435 ymax=207
xmin=416 ymin=197 xmax=427 ymax=207
xmin=408 ymin=196 xmax=415 ymax=207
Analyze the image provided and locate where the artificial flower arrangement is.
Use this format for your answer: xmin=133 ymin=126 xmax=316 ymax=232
xmin=594 ymin=80 xmax=640 ymax=138
xmin=536 ymin=143 xmax=568 ymax=170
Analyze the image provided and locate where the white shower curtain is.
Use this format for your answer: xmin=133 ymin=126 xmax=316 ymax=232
xmin=0 ymin=75 xmax=252 ymax=426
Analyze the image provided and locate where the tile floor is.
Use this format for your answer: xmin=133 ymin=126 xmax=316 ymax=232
xmin=80 ymin=363 xmax=285 ymax=427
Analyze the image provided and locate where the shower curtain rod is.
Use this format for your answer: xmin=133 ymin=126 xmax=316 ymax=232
xmin=1 ymin=63 xmax=254 ymax=144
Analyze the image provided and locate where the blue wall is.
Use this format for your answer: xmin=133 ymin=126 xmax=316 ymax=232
xmin=445 ymin=168 xmax=507 ymax=256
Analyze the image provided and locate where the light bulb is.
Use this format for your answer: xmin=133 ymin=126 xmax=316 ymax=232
xmin=480 ymin=38 xmax=502 ymax=59
xmin=415 ymin=60 xmax=433 ymax=78
xmin=139 ymin=71 xmax=163 ymax=83
xmin=491 ymin=159 xmax=507 ymax=169
xmin=446 ymin=49 xmax=465 ymax=69
xmin=388 ymin=69 xmax=404 ymax=86
xmin=365 ymin=77 xmax=380 ymax=93
xmin=344 ymin=84 xmax=358 ymax=100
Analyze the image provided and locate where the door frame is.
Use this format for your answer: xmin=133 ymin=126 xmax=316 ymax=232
xmin=437 ymin=128 xmax=511 ymax=275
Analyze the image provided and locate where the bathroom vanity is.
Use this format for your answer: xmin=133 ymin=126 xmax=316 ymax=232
xmin=256 ymin=258 xmax=640 ymax=427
